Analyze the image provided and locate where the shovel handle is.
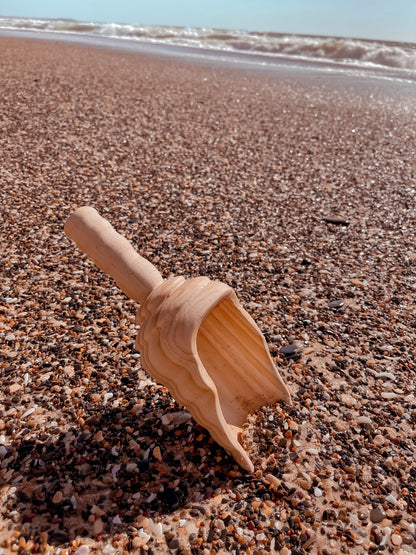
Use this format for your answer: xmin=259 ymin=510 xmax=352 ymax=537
xmin=65 ymin=206 xmax=163 ymax=304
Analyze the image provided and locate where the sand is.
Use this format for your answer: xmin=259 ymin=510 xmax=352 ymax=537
xmin=0 ymin=36 xmax=415 ymax=554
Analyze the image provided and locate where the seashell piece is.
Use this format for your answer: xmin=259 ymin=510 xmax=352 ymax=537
xmin=65 ymin=206 xmax=291 ymax=472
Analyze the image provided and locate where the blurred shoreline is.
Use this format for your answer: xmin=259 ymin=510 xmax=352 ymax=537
xmin=1 ymin=16 xmax=416 ymax=85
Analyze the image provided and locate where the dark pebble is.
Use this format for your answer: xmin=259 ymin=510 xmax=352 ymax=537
xmin=322 ymin=216 xmax=350 ymax=226
xmin=137 ymin=459 xmax=149 ymax=471
xmin=191 ymin=504 xmax=205 ymax=515
xmin=207 ymin=528 xmax=216 ymax=542
xmin=280 ymin=344 xmax=301 ymax=359
xmin=372 ymin=529 xmax=384 ymax=545
xmin=168 ymin=538 xmax=180 ymax=549
xmin=50 ymin=530 xmax=69 ymax=543
xmin=370 ymin=505 xmax=386 ymax=523
xmin=328 ymin=299 xmax=345 ymax=309
xmin=158 ymin=488 xmax=180 ymax=510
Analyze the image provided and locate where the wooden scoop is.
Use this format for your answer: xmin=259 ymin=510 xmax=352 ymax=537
xmin=65 ymin=206 xmax=291 ymax=472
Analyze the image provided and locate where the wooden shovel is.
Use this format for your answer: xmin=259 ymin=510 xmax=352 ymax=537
xmin=65 ymin=206 xmax=291 ymax=472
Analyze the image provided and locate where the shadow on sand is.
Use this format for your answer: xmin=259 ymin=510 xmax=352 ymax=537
xmin=0 ymin=392 xmax=245 ymax=549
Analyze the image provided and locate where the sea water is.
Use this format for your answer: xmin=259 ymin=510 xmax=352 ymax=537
xmin=1 ymin=16 xmax=416 ymax=84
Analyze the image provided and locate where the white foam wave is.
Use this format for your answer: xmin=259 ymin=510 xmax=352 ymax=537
xmin=1 ymin=16 xmax=415 ymax=76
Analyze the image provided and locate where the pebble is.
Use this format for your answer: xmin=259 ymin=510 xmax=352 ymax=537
xmin=171 ymin=412 xmax=192 ymax=425
xmin=52 ymin=491 xmax=63 ymax=503
xmin=9 ymin=384 xmax=21 ymax=394
xmin=264 ymin=473 xmax=281 ymax=489
xmin=373 ymin=434 xmax=385 ymax=446
xmin=74 ymin=547 xmax=90 ymax=555
xmin=328 ymin=299 xmax=345 ymax=309
xmin=391 ymin=533 xmax=403 ymax=546
xmin=373 ymin=371 xmax=396 ymax=380
xmin=322 ymin=216 xmax=349 ymax=226
xmin=161 ymin=413 xmax=173 ymax=425
xmin=94 ymin=431 xmax=104 ymax=441
xmin=153 ymin=445 xmax=162 ymax=460
xmin=280 ymin=344 xmax=302 ymax=358
xmin=92 ymin=518 xmax=104 ymax=535
xmin=357 ymin=415 xmax=372 ymax=425
xmin=381 ymin=391 xmax=398 ymax=399
xmin=370 ymin=506 xmax=386 ymax=523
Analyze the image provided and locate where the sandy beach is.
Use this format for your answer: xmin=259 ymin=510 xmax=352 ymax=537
xmin=0 ymin=36 xmax=415 ymax=554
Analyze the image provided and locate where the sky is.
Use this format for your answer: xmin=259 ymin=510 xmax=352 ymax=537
xmin=1 ymin=0 xmax=415 ymax=43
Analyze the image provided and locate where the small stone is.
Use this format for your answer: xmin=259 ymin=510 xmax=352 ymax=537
xmin=374 ymin=371 xmax=396 ymax=380
xmin=91 ymin=505 xmax=105 ymax=517
xmin=251 ymin=500 xmax=261 ymax=511
xmin=328 ymin=299 xmax=345 ymax=309
xmin=9 ymin=383 xmax=21 ymax=394
xmin=391 ymin=533 xmax=402 ymax=546
xmin=168 ymin=538 xmax=180 ymax=549
xmin=299 ymin=479 xmax=312 ymax=490
xmin=138 ymin=529 xmax=150 ymax=543
xmin=341 ymin=393 xmax=356 ymax=407
xmin=288 ymin=420 xmax=298 ymax=432
xmin=357 ymin=416 xmax=372 ymax=426
xmin=322 ymin=216 xmax=349 ymax=226
xmin=212 ymin=494 xmax=223 ymax=505
xmin=373 ymin=434 xmax=385 ymax=446
xmin=94 ymin=431 xmax=104 ymax=441
xmin=74 ymin=547 xmax=90 ymax=555
xmin=381 ymin=391 xmax=398 ymax=400
xmin=153 ymin=446 xmax=162 ymax=461
xmin=171 ymin=412 xmax=192 ymax=425
xmin=136 ymin=516 xmax=150 ymax=529
xmin=264 ymin=474 xmax=281 ymax=489
xmin=52 ymin=491 xmax=63 ymax=504
xmin=314 ymin=487 xmax=323 ymax=497
xmin=370 ymin=505 xmax=386 ymax=523
xmin=280 ymin=344 xmax=302 ymax=359
xmin=152 ymin=522 xmax=163 ymax=536
xmin=373 ymin=529 xmax=384 ymax=545
xmin=338 ymin=509 xmax=348 ymax=522
xmin=161 ymin=414 xmax=173 ymax=425
xmin=93 ymin=518 xmax=104 ymax=535
xmin=385 ymin=494 xmax=397 ymax=505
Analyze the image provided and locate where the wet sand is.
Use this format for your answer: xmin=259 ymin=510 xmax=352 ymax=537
xmin=0 ymin=36 xmax=415 ymax=554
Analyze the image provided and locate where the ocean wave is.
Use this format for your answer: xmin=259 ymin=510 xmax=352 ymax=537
xmin=1 ymin=16 xmax=416 ymax=75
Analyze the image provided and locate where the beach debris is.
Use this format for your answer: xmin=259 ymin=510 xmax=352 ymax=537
xmin=65 ymin=206 xmax=291 ymax=471
xmin=280 ymin=343 xmax=302 ymax=360
xmin=322 ymin=215 xmax=350 ymax=226
xmin=328 ymin=299 xmax=345 ymax=309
